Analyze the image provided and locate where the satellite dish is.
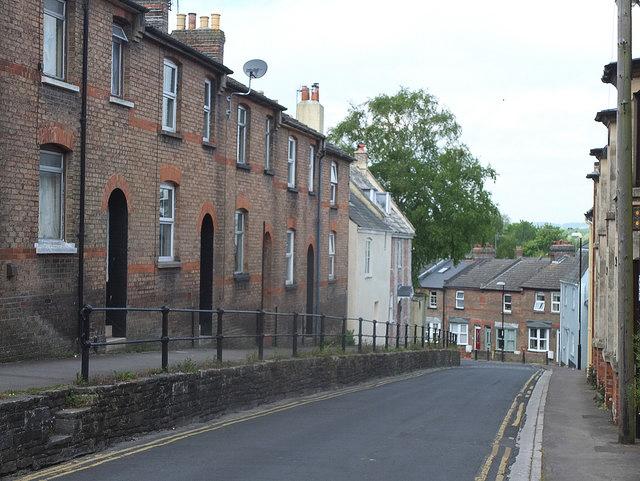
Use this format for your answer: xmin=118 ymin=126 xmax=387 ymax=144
xmin=243 ymin=59 xmax=268 ymax=79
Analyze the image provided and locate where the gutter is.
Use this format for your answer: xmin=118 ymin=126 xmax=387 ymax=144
xmin=77 ymin=0 xmax=90 ymax=342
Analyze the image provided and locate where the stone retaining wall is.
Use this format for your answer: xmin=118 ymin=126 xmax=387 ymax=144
xmin=0 ymin=349 xmax=459 ymax=477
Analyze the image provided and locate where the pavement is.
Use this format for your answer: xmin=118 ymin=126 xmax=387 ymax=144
xmin=0 ymin=346 xmax=322 ymax=392
xmin=10 ymin=362 xmax=536 ymax=481
xmin=542 ymin=366 xmax=640 ymax=481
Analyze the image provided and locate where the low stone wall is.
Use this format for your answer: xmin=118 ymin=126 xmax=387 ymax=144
xmin=0 ymin=349 xmax=458 ymax=477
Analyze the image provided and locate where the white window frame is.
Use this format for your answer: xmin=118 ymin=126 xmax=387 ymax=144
xmin=203 ymin=79 xmax=212 ymax=142
xmin=43 ymin=0 xmax=66 ymax=80
xmin=528 ymin=327 xmax=549 ymax=352
xmin=265 ymin=116 xmax=272 ymax=170
xmin=450 ymin=322 xmax=468 ymax=346
xmin=329 ymin=161 xmax=337 ymax=205
xmin=38 ymin=149 xmax=65 ymax=241
xmin=551 ymin=291 xmax=560 ymax=313
xmin=503 ymin=294 xmax=512 ymax=314
xmin=308 ymin=146 xmax=316 ymax=192
xmin=111 ymin=24 xmax=127 ymax=97
xmin=234 ymin=210 xmax=245 ymax=273
xmin=533 ymin=292 xmax=545 ymax=312
xmin=497 ymin=327 xmax=517 ymax=352
xmin=285 ymin=229 xmax=295 ymax=285
xmin=287 ymin=137 xmax=296 ymax=188
xmin=364 ymin=238 xmax=372 ymax=277
xmin=396 ymin=239 xmax=403 ymax=271
xmin=159 ymin=183 xmax=175 ymax=261
xmin=429 ymin=291 xmax=437 ymax=309
xmin=162 ymin=59 xmax=178 ymax=132
xmin=236 ymin=105 xmax=247 ymax=164
xmin=328 ymin=231 xmax=335 ymax=280
xmin=455 ymin=290 xmax=464 ymax=310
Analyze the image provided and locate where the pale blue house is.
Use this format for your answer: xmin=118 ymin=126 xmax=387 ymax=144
xmin=559 ymin=251 xmax=588 ymax=369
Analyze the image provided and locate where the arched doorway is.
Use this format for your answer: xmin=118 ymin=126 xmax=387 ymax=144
xmin=306 ymin=245 xmax=315 ymax=336
xmin=106 ymin=189 xmax=128 ymax=338
xmin=199 ymin=214 xmax=214 ymax=335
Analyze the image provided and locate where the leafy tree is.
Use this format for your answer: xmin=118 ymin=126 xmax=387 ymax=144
xmin=523 ymin=223 xmax=567 ymax=257
xmin=328 ymin=88 xmax=501 ymax=276
xmin=496 ymin=220 xmax=538 ymax=258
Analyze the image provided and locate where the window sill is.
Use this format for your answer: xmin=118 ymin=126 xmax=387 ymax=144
xmin=285 ymin=282 xmax=297 ymax=291
xmin=330 ymin=205 xmax=338 ymax=210
xmin=328 ymin=278 xmax=337 ymax=285
xmin=263 ymin=169 xmax=275 ymax=176
xmin=202 ymin=141 xmax=216 ymax=150
xmin=308 ymin=191 xmax=316 ymax=196
xmin=428 ymin=306 xmax=437 ymax=310
xmin=35 ymin=241 xmax=77 ymax=255
xmin=454 ymin=307 xmax=464 ymax=310
xmin=528 ymin=348 xmax=548 ymax=353
xmin=109 ymin=96 xmax=134 ymax=109
xmin=159 ymin=130 xmax=182 ymax=141
xmin=233 ymin=272 xmax=250 ymax=283
xmin=41 ymin=75 xmax=80 ymax=93
xmin=364 ymin=274 xmax=373 ymax=279
xmin=157 ymin=260 xmax=181 ymax=269
xmin=236 ymin=163 xmax=251 ymax=172
xmin=287 ymin=187 xmax=298 ymax=194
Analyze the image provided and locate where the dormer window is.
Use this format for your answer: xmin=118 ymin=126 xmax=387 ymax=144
xmin=368 ymin=189 xmax=390 ymax=214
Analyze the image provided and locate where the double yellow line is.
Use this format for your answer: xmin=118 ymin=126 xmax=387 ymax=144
xmin=474 ymin=369 xmax=540 ymax=481
xmin=16 ymin=368 xmax=443 ymax=481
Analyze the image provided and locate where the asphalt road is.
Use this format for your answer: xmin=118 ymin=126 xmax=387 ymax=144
xmin=22 ymin=362 xmax=537 ymax=481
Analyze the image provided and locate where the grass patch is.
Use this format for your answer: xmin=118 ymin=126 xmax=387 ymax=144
xmin=65 ymin=392 xmax=97 ymax=408
xmin=0 ymin=385 xmax=69 ymax=400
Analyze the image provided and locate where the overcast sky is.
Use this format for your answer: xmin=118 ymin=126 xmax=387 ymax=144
xmin=173 ymin=0 xmax=634 ymax=225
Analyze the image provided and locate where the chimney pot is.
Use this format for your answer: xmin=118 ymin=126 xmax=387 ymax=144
xmin=356 ymin=142 xmax=366 ymax=153
xmin=176 ymin=13 xmax=186 ymax=30
xmin=200 ymin=16 xmax=209 ymax=29
xmin=300 ymin=86 xmax=310 ymax=102
xmin=211 ymin=13 xmax=221 ymax=30
xmin=188 ymin=12 xmax=197 ymax=30
xmin=311 ymin=83 xmax=319 ymax=102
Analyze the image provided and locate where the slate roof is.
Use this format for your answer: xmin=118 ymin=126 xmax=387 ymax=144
xmin=349 ymin=193 xmax=391 ymax=232
xmin=521 ymin=255 xmax=580 ymax=290
xmin=559 ymin=250 xmax=589 ymax=284
xmin=489 ymin=258 xmax=550 ymax=291
xmin=445 ymin=258 xmax=518 ymax=289
xmin=418 ymin=259 xmax=477 ymax=289
xmin=349 ymin=166 xmax=414 ymax=237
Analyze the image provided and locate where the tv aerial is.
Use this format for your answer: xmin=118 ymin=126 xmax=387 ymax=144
xmin=226 ymin=59 xmax=268 ymax=118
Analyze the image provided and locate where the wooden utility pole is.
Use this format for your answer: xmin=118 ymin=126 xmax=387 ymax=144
xmin=616 ymin=0 xmax=636 ymax=444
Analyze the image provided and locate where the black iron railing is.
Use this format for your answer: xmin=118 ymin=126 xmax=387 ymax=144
xmin=79 ymin=305 xmax=458 ymax=381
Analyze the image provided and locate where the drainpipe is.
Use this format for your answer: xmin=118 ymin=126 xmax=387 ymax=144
xmin=315 ymin=140 xmax=326 ymax=321
xmin=77 ymin=0 xmax=90 ymax=343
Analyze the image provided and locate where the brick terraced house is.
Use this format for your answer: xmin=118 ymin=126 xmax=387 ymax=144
xmin=0 ymin=1 xmax=352 ymax=361
xmin=418 ymin=243 xmax=580 ymax=364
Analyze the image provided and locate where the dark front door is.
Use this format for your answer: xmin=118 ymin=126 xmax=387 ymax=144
xmin=106 ymin=189 xmax=128 ymax=338
xmin=199 ymin=214 xmax=214 ymax=335
xmin=306 ymin=245 xmax=314 ymax=336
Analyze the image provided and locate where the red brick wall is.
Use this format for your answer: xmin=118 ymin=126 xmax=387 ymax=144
xmin=0 ymin=0 xmax=349 ymax=360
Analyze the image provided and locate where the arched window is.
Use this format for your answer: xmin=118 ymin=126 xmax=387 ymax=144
xmin=159 ymin=182 xmax=175 ymax=260
xmin=39 ymin=148 xmax=65 ymax=241
xmin=234 ymin=210 xmax=246 ymax=273
xmin=328 ymin=231 xmax=336 ymax=280
xmin=285 ymin=229 xmax=295 ymax=285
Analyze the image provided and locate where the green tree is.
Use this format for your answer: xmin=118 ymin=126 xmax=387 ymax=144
xmin=496 ymin=220 xmax=538 ymax=258
xmin=523 ymin=223 xmax=567 ymax=257
xmin=328 ymin=88 xmax=501 ymax=276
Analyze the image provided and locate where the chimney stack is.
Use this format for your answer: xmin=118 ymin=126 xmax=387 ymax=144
xmin=472 ymin=244 xmax=496 ymax=259
xmin=515 ymin=246 xmax=523 ymax=258
xmin=295 ymin=82 xmax=324 ymax=134
xmin=354 ymin=143 xmax=368 ymax=170
xmin=549 ymin=240 xmax=575 ymax=261
xmin=171 ymin=12 xmax=226 ymax=63
xmin=176 ymin=13 xmax=186 ymax=30
xmin=187 ymin=12 xmax=197 ymax=30
xmin=132 ymin=0 xmax=170 ymax=32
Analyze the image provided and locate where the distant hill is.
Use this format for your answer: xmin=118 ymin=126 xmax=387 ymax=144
xmin=532 ymin=222 xmax=588 ymax=230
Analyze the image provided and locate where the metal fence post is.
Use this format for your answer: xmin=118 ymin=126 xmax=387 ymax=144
xmin=413 ymin=325 xmax=417 ymax=346
xmin=404 ymin=324 xmax=408 ymax=348
xmin=427 ymin=325 xmax=431 ymax=344
xmin=522 ymin=350 xmax=525 ymax=364
xmin=372 ymin=320 xmax=377 ymax=352
xmin=320 ymin=314 xmax=326 ymax=350
xmin=161 ymin=306 xmax=170 ymax=371
xmin=292 ymin=313 xmax=299 ymax=357
xmin=216 ymin=308 xmax=224 ymax=362
xmin=341 ymin=317 xmax=347 ymax=352
xmin=385 ymin=322 xmax=389 ymax=349
xmin=80 ymin=305 xmax=92 ymax=382
xmin=358 ymin=318 xmax=363 ymax=353
xmin=421 ymin=325 xmax=425 ymax=348
xmin=257 ymin=310 xmax=265 ymax=360
xmin=487 ymin=348 xmax=490 ymax=361
xmin=396 ymin=323 xmax=400 ymax=349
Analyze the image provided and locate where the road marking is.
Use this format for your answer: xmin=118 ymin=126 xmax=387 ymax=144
xmin=474 ymin=370 xmax=540 ymax=481
xmin=16 ymin=367 xmax=450 ymax=481
xmin=495 ymin=446 xmax=512 ymax=481
xmin=512 ymin=402 xmax=524 ymax=427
